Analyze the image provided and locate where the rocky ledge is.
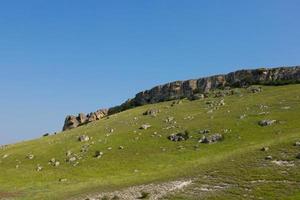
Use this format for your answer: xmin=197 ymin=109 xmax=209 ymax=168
xmin=63 ymin=66 xmax=300 ymax=131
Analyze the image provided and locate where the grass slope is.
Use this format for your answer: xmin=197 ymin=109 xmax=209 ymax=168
xmin=0 ymin=85 xmax=300 ymax=199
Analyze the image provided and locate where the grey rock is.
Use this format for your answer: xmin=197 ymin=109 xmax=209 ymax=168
xmin=258 ymin=120 xmax=277 ymax=126
xmin=265 ymin=155 xmax=273 ymax=160
xmin=168 ymin=132 xmax=189 ymax=142
xmin=199 ymin=134 xmax=223 ymax=144
xmin=140 ymin=124 xmax=151 ymax=130
xmin=78 ymin=135 xmax=90 ymax=142
xmin=143 ymin=108 xmax=160 ymax=116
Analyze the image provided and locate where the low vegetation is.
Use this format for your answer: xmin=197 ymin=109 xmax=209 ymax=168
xmin=0 ymin=84 xmax=300 ymax=199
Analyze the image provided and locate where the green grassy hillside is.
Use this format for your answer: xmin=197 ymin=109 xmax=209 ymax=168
xmin=1 ymin=85 xmax=300 ymax=200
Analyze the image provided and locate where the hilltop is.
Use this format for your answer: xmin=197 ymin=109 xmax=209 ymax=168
xmin=63 ymin=66 xmax=300 ymax=130
xmin=0 ymin=67 xmax=300 ymax=200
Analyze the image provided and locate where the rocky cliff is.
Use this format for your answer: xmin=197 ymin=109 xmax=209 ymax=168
xmin=63 ymin=66 xmax=300 ymax=131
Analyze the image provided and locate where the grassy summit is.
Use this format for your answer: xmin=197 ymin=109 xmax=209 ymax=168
xmin=0 ymin=84 xmax=300 ymax=199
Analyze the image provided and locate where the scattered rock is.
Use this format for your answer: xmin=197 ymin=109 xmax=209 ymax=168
xmin=59 ymin=178 xmax=67 ymax=182
xmin=67 ymin=157 xmax=77 ymax=162
xmin=140 ymin=124 xmax=151 ymax=130
xmin=239 ymin=114 xmax=246 ymax=119
xmin=27 ymin=154 xmax=34 ymax=160
xmin=168 ymin=131 xmax=189 ymax=142
xmin=78 ymin=135 xmax=90 ymax=142
xmin=143 ymin=109 xmax=160 ymax=117
xmin=66 ymin=150 xmax=72 ymax=157
xmin=199 ymin=134 xmax=223 ymax=144
xmin=248 ymin=86 xmax=262 ymax=93
xmin=165 ymin=117 xmax=174 ymax=123
xmin=281 ymin=106 xmax=291 ymax=110
xmin=271 ymin=160 xmax=295 ymax=167
xmin=265 ymin=155 xmax=273 ymax=160
xmin=95 ymin=151 xmax=103 ymax=159
xmin=2 ymin=154 xmax=8 ymax=159
xmin=36 ymin=165 xmax=43 ymax=172
xmin=119 ymin=146 xmax=124 ymax=150
xmin=49 ymin=158 xmax=60 ymax=167
xmin=294 ymin=141 xmax=300 ymax=146
xmin=261 ymin=147 xmax=269 ymax=151
xmin=171 ymin=100 xmax=182 ymax=107
xmin=258 ymin=120 xmax=276 ymax=126
xmin=199 ymin=129 xmax=210 ymax=134
xmin=43 ymin=133 xmax=50 ymax=137
xmin=188 ymin=93 xmax=204 ymax=101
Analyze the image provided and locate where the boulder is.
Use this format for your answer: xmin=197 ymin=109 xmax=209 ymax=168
xmin=261 ymin=146 xmax=269 ymax=151
xmin=63 ymin=115 xmax=80 ymax=131
xmin=63 ymin=109 xmax=108 ymax=131
xmin=143 ymin=108 xmax=160 ymax=116
xmin=248 ymin=86 xmax=262 ymax=93
xmin=294 ymin=141 xmax=300 ymax=146
xmin=258 ymin=120 xmax=276 ymax=126
xmin=188 ymin=93 xmax=204 ymax=101
xmin=199 ymin=134 xmax=223 ymax=144
xmin=168 ymin=132 xmax=189 ymax=142
xmin=199 ymin=129 xmax=210 ymax=134
xmin=78 ymin=135 xmax=90 ymax=142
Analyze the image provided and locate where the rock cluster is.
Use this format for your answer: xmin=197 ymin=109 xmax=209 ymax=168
xmin=168 ymin=132 xmax=189 ymax=142
xmin=198 ymin=134 xmax=223 ymax=144
xmin=63 ymin=109 xmax=108 ymax=131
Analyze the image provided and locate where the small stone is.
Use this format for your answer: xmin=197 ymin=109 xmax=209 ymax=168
xmin=66 ymin=151 xmax=72 ymax=157
xmin=258 ymin=120 xmax=276 ymax=126
xmin=261 ymin=147 xmax=269 ymax=151
xmin=43 ymin=133 xmax=50 ymax=137
xmin=294 ymin=141 xmax=300 ymax=146
xmin=54 ymin=161 xmax=60 ymax=167
xmin=2 ymin=154 xmax=8 ymax=159
xmin=265 ymin=155 xmax=273 ymax=160
xmin=59 ymin=178 xmax=67 ymax=182
xmin=68 ymin=157 xmax=76 ymax=162
xmin=140 ymin=124 xmax=151 ymax=130
xmin=95 ymin=151 xmax=103 ymax=159
xmin=78 ymin=135 xmax=90 ymax=142
xmin=119 ymin=146 xmax=124 ymax=150
xmin=36 ymin=165 xmax=43 ymax=171
xmin=199 ymin=129 xmax=210 ymax=134
xmin=143 ymin=109 xmax=160 ymax=117
xmin=199 ymin=134 xmax=223 ymax=144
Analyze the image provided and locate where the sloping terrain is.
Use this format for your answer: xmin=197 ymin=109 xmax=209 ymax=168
xmin=0 ymin=84 xmax=300 ymax=200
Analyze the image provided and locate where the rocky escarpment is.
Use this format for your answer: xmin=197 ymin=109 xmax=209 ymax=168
xmin=63 ymin=66 xmax=300 ymax=130
xmin=63 ymin=109 xmax=108 ymax=131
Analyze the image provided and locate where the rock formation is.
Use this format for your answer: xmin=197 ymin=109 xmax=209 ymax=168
xmin=63 ymin=66 xmax=300 ymax=131
xmin=63 ymin=109 xmax=108 ymax=131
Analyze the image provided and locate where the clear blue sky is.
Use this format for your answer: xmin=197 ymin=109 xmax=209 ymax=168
xmin=0 ymin=0 xmax=299 ymax=145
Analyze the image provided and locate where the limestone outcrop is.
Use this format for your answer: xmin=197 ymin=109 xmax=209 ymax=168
xmin=63 ymin=109 xmax=108 ymax=131
xmin=63 ymin=66 xmax=300 ymax=131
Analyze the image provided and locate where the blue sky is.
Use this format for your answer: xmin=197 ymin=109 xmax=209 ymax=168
xmin=0 ymin=0 xmax=299 ymax=145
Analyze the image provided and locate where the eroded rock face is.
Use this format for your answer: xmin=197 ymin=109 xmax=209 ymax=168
xmin=63 ymin=109 xmax=108 ymax=131
xmin=130 ymin=66 xmax=300 ymax=106
xmin=62 ymin=66 xmax=300 ymax=131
